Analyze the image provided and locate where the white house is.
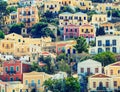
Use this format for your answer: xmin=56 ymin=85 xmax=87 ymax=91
xmin=89 ymin=35 xmax=120 ymax=54
xmin=0 ymin=54 xmax=14 ymax=61
xmin=77 ymin=59 xmax=102 ymax=76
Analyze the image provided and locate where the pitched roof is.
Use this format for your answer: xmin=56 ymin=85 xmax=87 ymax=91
xmin=60 ymin=12 xmax=72 ymax=15
xmin=74 ymin=12 xmax=85 ymax=15
xmin=91 ymin=74 xmax=110 ymax=78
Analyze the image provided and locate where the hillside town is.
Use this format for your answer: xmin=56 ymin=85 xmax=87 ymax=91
xmin=0 ymin=0 xmax=120 ymax=92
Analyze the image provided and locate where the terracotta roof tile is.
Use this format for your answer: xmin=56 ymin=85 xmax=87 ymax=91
xmin=91 ymin=74 xmax=110 ymax=78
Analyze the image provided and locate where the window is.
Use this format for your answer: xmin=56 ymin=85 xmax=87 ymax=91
xmin=112 ymin=40 xmax=116 ymax=46
xmin=75 ymin=29 xmax=77 ymax=32
xmin=66 ymin=29 xmax=68 ymax=32
xmin=93 ymin=82 xmax=96 ymax=88
xmin=5 ymin=67 xmax=8 ymax=72
xmin=98 ymin=40 xmax=102 ymax=46
xmin=38 ymin=80 xmax=40 ymax=84
xmin=98 ymin=48 xmax=102 ymax=53
xmin=81 ymin=68 xmax=84 ymax=73
xmin=10 ymin=66 xmax=14 ymax=71
xmin=112 ymin=47 xmax=116 ymax=53
xmin=84 ymin=17 xmax=86 ymax=20
xmin=106 ymin=82 xmax=109 ymax=88
xmin=10 ymin=77 xmax=14 ymax=81
xmin=95 ymin=68 xmax=98 ymax=73
xmin=91 ymin=29 xmax=93 ymax=32
xmin=12 ymin=90 xmax=15 ymax=92
xmin=16 ymin=66 xmax=19 ymax=71
xmin=70 ymin=29 xmax=72 ymax=32
xmin=106 ymin=40 xmax=110 ymax=46
xmin=110 ymin=69 xmax=113 ymax=75
xmin=2 ymin=89 xmax=4 ymax=92
xmin=25 ymin=80 xmax=28 ymax=85
xmin=114 ymin=81 xmax=117 ymax=87
xmin=16 ymin=77 xmax=19 ymax=81
xmin=82 ymin=29 xmax=84 ymax=32
xmin=118 ymin=70 xmax=120 ymax=74
xmin=87 ymin=68 xmax=90 ymax=73
xmin=106 ymin=48 xmax=110 ymax=52
xmin=18 ymin=39 xmax=21 ymax=42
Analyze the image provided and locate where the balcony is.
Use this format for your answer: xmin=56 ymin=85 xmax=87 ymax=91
xmin=64 ymin=19 xmax=69 ymax=21
xmin=49 ymin=7 xmax=54 ymax=9
xmin=28 ymin=83 xmax=36 ymax=88
xmin=103 ymin=44 xmax=112 ymax=47
xmin=6 ymin=71 xmax=16 ymax=75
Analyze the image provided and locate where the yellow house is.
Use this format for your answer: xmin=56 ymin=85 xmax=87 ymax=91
xmin=3 ymin=16 xmax=10 ymax=26
xmin=74 ymin=0 xmax=92 ymax=11
xmin=7 ymin=0 xmax=19 ymax=7
xmin=91 ymin=14 xmax=107 ymax=27
xmin=114 ymin=31 xmax=120 ymax=36
xmin=0 ymin=81 xmax=23 ymax=92
xmin=113 ymin=3 xmax=120 ymax=10
xmin=44 ymin=1 xmax=60 ymax=13
xmin=59 ymin=12 xmax=88 ymax=27
xmin=105 ymin=61 xmax=120 ymax=90
xmin=96 ymin=3 xmax=112 ymax=13
xmin=23 ymin=71 xmax=52 ymax=92
xmin=0 ymin=33 xmax=51 ymax=57
xmin=88 ymin=74 xmax=113 ymax=92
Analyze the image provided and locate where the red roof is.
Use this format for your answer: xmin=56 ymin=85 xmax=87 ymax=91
xmin=39 ymin=62 xmax=46 ymax=67
xmin=41 ymin=51 xmax=50 ymax=55
xmin=112 ymin=62 xmax=120 ymax=66
xmin=91 ymin=74 xmax=110 ymax=78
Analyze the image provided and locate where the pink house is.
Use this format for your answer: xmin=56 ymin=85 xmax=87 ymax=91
xmin=63 ymin=24 xmax=80 ymax=40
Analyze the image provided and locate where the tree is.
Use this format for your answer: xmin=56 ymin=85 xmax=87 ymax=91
xmin=107 ymin=10 xmax=111 ymax=17
xmin=74 ymin=37 xmax=88 ymax=53
xmin=59 ymin=6 xmax=75 ymax=14
xmin=57 ymin=60 xmax=71 ymax=74
xmin=112 ymin=9 xmax=120 ymax=17
xmin=87 ymin=10 xmax=97 ymax=22
xmin=96 ymin=27 xmax=105 ymax=36
xmin=89 ymin=40 xmax=95 ymax=47
xmin=43 ymin=11 xmax=54 ymax=19
xmin=9 ymin=23 xmax=25 ymax=34
xmin=0 ymin=30 xmax=4 ymax=39
xmin=93 ymin=51 xmax=116 ymax=66
xmin=7 ymin=6 xmax=17 ymax=13
xmin=31 ymin=22 xmax=55 ymax=39
xmin=0 ymin=0 xmax=8 ymax=28
xmin=43 ymin=77 xmax=80 ymax=92
xmin=56 ymin=53 xmax=67 ymax=62
xmin=43 ymin=78 xmax=65 ymax=92
xmin=65 ymin=77 xmax=80 ymax=92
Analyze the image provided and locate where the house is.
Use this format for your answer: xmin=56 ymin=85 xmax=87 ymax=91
xmin=17 ymin=6 xmax=39 ymax=28
xmin=7 ymin=0 xmax=19 ymax=7
xmin=105 ymin=61 xmax=120 ymax=91
xmin=0 ymin=33 xmax=51 ymax=57
xmin=59 ymin=12 xmax=88 ymax=28
xmin=79 ymin=24 xmax=96 ymax=43
xmin=1 ymin=60 xmax=31 ymax=81
xmin=96 ymin=3 xmax=112 ymax=13
xmin=19 ymin=0 xmax=36 ymax=6
xmin=74 ymin=0 xmax=92 ymax=11
xmin=56 ymin=40 xmax=76 ymax=54
xmin=77 ymin=59 xmax=102 ymax=76
xmin=44 ymin=1 xmax=60 ymax=14
xmin=63 ymin=24 xmax=80 ymax=40
xmin=100 ymin=22 xmax=115 ymax=35
xmin=88 ymin=74 xmax=113 ymax=92
xmin=10 ymin=11 xmax=17 ymax=25
xmin=91 ymin=14 xmax=108 ymax=28
xmin=52 ymin=71 xmax=67 ymax=79
xmin=0 ymin=81 xmax=23 ymax=92
xmin=23 ymin=71 xmax=52 ymax=91
xmin=89 ymin=35 xmax=120 ymax=54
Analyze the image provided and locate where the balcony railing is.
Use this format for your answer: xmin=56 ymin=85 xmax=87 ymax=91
xmin=103 ymin=44 xmax=112 ymax=47
xmin=6 ymin=71 xmax=16 ymax=74
xmin=28 ymin=83 xmax=36 ymax=88
xmin=49 ymin=7 xmax=54 ymax=9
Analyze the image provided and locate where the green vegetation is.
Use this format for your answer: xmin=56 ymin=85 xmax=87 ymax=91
xmin=112 ymin=9 xmax=120 ymax=17
xmin=93 ymin=51 xmax=116 ymax=66
xmin=59 ymin=6 xmax=75 ymax=14
xmin=31 ymin=22 xmax=55 ymax=39
xmin=43 ymin=77 xmax=80 ymax=92
xmin=7 ymin=6 xmax=17 ymax=13
xmin=74 ymin=37 xmax=88 ymax=53
xmin=9 ymin=23 xmax=25 ymax=34
xmin=0 ymin=30 xmax=4 ymax=39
